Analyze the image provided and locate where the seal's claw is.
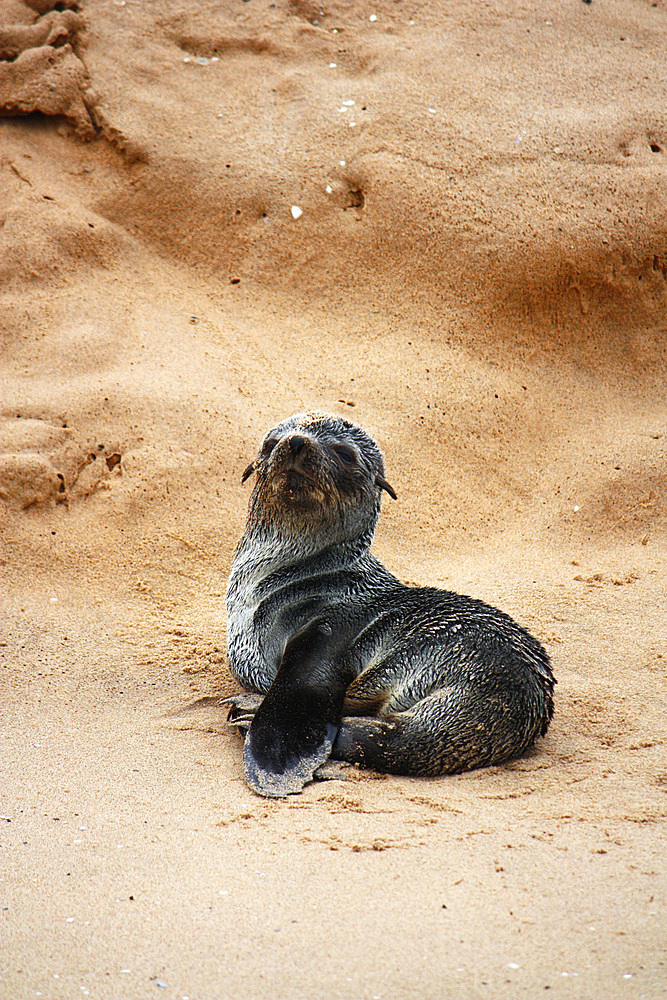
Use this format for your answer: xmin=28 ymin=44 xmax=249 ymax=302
xmin=227 ymin=709 xmax=256 ymax=733
xmin=221 ymin=692 xmax=265 ymax=711
xmin=225 ymin=693 xmax=265 ymax=732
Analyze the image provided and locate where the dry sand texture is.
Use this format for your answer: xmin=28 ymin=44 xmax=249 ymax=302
xmin=1 ymin=0 xmax=666 ymax=997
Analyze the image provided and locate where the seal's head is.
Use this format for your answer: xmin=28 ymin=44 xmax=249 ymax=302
xmin=241 ymin=412 xmax=396 ymax=544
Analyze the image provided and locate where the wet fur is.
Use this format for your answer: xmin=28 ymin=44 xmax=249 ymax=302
xmin=226 ymin=412 xmax=555 ymax=797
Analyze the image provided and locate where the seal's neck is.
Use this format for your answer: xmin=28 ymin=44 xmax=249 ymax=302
xmin=228 ymin=516 xmax=376 ymax=595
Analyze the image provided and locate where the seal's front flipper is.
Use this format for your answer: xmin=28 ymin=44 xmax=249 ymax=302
xmin=243 ymin=619 xmax=352 ymax=798
xmin=244 ymin=719 xmax=338 ymax=797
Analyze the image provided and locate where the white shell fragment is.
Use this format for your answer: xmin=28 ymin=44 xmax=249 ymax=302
xmin=291 ymin=206 xmax=303 ymax=219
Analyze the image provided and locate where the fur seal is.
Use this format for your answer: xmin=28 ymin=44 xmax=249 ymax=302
xmin=225 ymin=412 xmax=555 ymax=797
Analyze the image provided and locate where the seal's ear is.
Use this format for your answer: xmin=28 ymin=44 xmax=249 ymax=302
xmin=241 ymin=462 xmax=256 ymax=484
xmin=376 ymin=476 xmax=397 ymax=500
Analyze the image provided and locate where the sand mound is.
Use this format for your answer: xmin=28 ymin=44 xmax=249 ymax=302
xmin=0 ymin=0 xmax=95 ymax=135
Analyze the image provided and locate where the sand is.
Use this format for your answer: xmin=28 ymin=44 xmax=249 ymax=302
xmin=1 ymin=0 xmax=665 ymax=997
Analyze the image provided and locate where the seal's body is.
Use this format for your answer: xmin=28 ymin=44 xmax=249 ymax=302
xmin=226 ymin=412 xmax=554 ymax=796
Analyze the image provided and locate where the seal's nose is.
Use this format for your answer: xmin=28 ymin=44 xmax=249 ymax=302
xmin=289 ymin=435 xmax=307 ymax=457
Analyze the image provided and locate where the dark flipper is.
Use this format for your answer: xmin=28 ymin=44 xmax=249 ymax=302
xmin=333 ymin=673 xmax=554 ymax=777
xmin=243 ymin=619 xmax=352 ymax=797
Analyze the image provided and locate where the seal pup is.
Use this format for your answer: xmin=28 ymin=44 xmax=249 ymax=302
xmin=225 ymin=412 xmax=555 ymax=797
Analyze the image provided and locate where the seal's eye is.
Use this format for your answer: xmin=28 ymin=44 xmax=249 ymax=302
xmin=262 ymin=438 xmax=278 ymax=456
xmin=333 ymin=444 xmax=357 ymax=467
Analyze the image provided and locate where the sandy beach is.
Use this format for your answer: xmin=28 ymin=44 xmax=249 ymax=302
xmin=1 ymin=1 xmax=665 ymax=997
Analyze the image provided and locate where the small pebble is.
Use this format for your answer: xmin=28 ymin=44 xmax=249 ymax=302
xmin=343 ymin=100 xmax=355 ymax=107
xmin=325 ymin=185 xmax=333 ymax=193
xmin=369 ymin=14 xmax=377 ymax=22
xmin=290 ymin=206 xmax=303 ymax=219
xmin=329 ymin=62 xmax=337 ymax=68
xmin=507 ymin=963 xmax=520 ymax=970
xmin=340 ymin=160 xmax=346 ymax=166
xmin=573 ymin=505 xmax=580 ymax=512
xmin=154 ymin=983 xmax=169 ymax=990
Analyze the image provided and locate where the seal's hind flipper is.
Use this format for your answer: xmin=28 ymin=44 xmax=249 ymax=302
xmin=242 ymin=619 xmax=352 ymax=798
xmin=312 ymin=759 xmax=353 ymax=782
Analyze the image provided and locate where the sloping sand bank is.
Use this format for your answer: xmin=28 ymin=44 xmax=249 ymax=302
xmin=1 ymin=1 xmax=665 ymax=997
